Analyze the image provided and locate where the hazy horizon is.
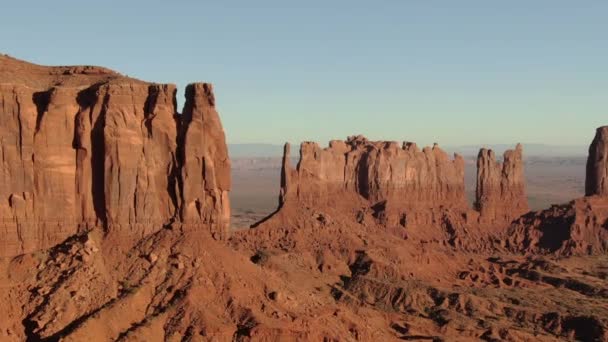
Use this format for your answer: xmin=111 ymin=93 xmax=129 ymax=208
xmin=229 ymin=142 xmax=589 ymax=158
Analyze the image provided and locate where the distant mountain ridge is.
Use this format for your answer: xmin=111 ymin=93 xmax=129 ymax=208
xmin=452 ymin=143 xmax=587 ymax=157
xmin=228 ymin=144 xmax=284 ymax=158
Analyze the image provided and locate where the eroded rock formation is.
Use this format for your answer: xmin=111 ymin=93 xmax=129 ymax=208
xmin=2 ymin=55 xmax=607 ymax=342
xmin=0 ymin=55 xmax=230 ymax=256
xmin=276 ymin=136 xmax=532 ymax=231
xmin=506 ymin=196 xmax=608 ymax=255
xmin=280 ymin=135 xmax=468 ymax=211
xmin=504 ymin=126 xmax=608 ymax=255
xmin=586 ymin=126 xmax=608 ymax=197
xmin=475 ymin=144 xmax=529 ymax=222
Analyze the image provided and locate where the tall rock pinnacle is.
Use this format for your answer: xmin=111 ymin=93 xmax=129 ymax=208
xmin=475 ymin=144 xmax=528 ymax=222
xmin=585 ymin=126 xmax=608 ymax=197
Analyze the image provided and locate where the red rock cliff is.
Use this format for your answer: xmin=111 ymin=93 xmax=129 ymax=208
xmin=475 ymin=144 xmax=528 ymax=222
xmin=0 ymin=55 xmax=230 ymax=256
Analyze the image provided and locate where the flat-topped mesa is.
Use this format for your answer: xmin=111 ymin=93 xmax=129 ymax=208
xmin=585 ymin=126 xmax=608 ymax=197
xmin=475 ymin=144 xmax=528 ymax=222
xmin=0 ymin=56 xmax=230 ymax=256
xmin=279 ymin=135 xmax=468 ymax=211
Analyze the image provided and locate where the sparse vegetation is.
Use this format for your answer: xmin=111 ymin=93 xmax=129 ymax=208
xmin=250 ymin=249 xmax=270 ymax=265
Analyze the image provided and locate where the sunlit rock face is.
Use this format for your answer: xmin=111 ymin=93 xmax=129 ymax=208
xmin=0 ymin=55 xmax=230 ymax=256
xmin=475 ymin=144 xmax=529 ymax=223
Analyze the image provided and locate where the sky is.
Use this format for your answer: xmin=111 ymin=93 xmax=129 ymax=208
xmin=1 ymin=1 xmax=607 ymax=147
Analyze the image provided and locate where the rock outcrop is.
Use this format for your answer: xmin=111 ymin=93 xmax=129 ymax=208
xmin=504 ymin=126 xmax=608 ymax=256
xmin=280 ymin=135 xmax=468 ymax=210
xmin=585 ymin=126 xmax=608 ymax=197
xmin=506 ymin=197 xmax=608 ymax=255
xmin=179 ymin=83 xmax=231 ymax=239
xmin=475 ymin=144 xmax=529 ymax=223
xmin=273 ymin=136 xmax=536 ymax=234
xmin=276 ymin=136 xmax=533 ymax=229
xmin=271 ymin=135 xmax=474 ymax=232
xmin=0 ymin=55 xmax=230 ymax=256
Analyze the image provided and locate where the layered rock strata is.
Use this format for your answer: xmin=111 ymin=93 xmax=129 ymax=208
xmin=0 ymin=55 xmax=230 ymax=256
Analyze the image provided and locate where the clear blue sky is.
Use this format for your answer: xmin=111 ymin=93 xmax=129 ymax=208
xmin=2 ymin=1 xmax=606 ymax=146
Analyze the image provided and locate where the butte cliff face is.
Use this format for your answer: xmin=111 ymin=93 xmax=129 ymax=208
xmin=0 ymin=55 xmax=230 ymax=256
xmin=475 ymin=144 xmax=529 ymax=222
xmin=277 ymin=135 xmax=528 ymax=230
xmin=280 ymin=135 xmax=467 ymax=211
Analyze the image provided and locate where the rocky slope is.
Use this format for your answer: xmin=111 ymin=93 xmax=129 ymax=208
xmin=235 ymin=131 xmax=607 ymax=340
xmin=505 ymin=126 xmax=608 ymax=256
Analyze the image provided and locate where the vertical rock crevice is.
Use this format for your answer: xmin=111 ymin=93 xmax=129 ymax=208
xmin=32 ymin=90 xmax=51 ymax=134
xmin=278 ymin=142 xmax=292 ymax=207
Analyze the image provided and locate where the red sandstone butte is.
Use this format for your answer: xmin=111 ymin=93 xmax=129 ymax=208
xmin=272 ymin=135 xmax=476 ymax=232
xmin=278 ymin=136 xmax=531 ymax=228
xmin=280 ymin=135 xmax=467 ymax=210
xmin=0 ymin=55 xmax=230 ymax=257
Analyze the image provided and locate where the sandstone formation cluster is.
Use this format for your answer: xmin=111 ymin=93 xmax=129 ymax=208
xmin=278 ymin=135 xmax=527 ymax=228
xmin=505 ymin=125 xmax=608 ymax=255
xmin=0 ymin=55 xmax=230 ymax=257
xmin=1 ymin=55 xmax=607 ymax=341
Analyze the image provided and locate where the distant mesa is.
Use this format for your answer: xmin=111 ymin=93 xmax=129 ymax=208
xmin=280 ymin=135 xmax=468 ymax=211
xmin=269 ymin=134 xmax=526 ymax=235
